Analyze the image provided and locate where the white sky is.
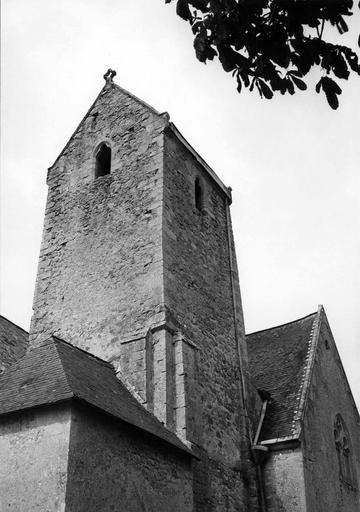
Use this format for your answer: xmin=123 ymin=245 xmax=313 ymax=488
xmin=1 ymin=1 xmax=359 ymax=407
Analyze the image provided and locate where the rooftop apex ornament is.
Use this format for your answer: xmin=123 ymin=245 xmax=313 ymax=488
xmin=103 ymin=69 xmax=117 ymax=83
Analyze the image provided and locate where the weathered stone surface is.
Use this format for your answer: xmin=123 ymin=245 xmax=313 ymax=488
xmin=30 ymin=83 xmax=167 ymax=363
xmin=260 ymin=312 xmax=360 ymax=512
xmin=163 ymin=129 xmax=256 ymax=509
xmin=0 ymin=405 xmax=71 ymax=512
xmin=5 ymin=75 xmax=360 ymax=512
xmin=66 ymin=402 xmax=194 ymax=512
xmin=29 ymin=81 xmax=258 ymax=510
xmin=0 ymin=402 xmax=193 ymax=512
xmin=301 ymin=316 xmax=360 ymax=511
xmin=263 ymin=447 xmax=307 ymax=512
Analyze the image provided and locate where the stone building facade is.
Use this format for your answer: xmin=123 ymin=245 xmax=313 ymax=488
xmin=248 ymin=307 xmax=360 ymax=511
xmin=0 ymin=72 xmax=359 ymax=511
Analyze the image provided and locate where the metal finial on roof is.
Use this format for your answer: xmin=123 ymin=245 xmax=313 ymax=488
xmin=103 ymin=69 xmax=117 ymax=83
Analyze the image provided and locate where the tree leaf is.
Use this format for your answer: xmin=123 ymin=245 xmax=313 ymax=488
xmin=169 ymin=0 xmax=360 ymax=108
xmin=240 ymin=71 xmax=250 ymax=88
xmin=343 ymin=48 xmax=360 ymax=72
xmin=321 ymin=76 xmax=342 ymax=109
xmin=332 ymin=52 xmax=349 ymax=79
xmin=256 ymin=80 xmax=263 ymax=98
xmin=218 ymin=45 xmax=244 ymax=72
xmin=259 ymin=79 xmax=273 ymax=99
xmin=288 ymin=70 xmax=303 ymax=78
xmin=236 ymin=74 xmax=242 ymax=93
xmin=189 ymin=0 xmax=209 ymax=10
xmin=287 ymin=79 xmax=295 ymax=95
xmin=324 ymin=89 xmax=339 ymax=110
xmin=192 ymin=20 xmax=203 ymax=34
xmin=176 ymin=0 xmax=192 ymax=21
xmin=336 ymin=17 xmax=349 ymax=35
xmin=292 ymin=76 xmax=307 ymax=91
xmin=322 ymin=76 xmax=342 ymax=95
xmin=249 ymin=76 xmax=256 ymax=92
xmin=193 ymin=31 xmax=216 ymax=61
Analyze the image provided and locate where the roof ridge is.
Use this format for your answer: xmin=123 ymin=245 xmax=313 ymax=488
xmin=0 ymin=315 xmax=29 ymax=336
xmin=292 ymin=306 xmax=323 ymax=436
xmin=246 ymin=311 xmax=318 ymax=338
xmin=53 ymin=341 xmax=74 ymax=398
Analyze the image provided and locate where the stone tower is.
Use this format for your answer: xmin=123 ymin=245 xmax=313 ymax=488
xmin=30 ymin=72 xmax=258 ymax=510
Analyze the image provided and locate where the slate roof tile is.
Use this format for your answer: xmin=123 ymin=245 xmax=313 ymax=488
xmin=0 ymin=335 xmax=193 ymax=457
xmin=0 ymin=316 xmax=29 ymax=371
xmin=247 ymin=312 xmax=317 ymax=442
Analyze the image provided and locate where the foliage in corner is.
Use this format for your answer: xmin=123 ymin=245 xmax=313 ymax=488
xmin=165 ymin=0 xmax=360 ymax=109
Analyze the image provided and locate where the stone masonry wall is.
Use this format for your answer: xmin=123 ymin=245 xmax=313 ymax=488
xmin=301 ymin=316 xmax=360 ymax=511
xmin=28 ymin=81 xmax=258 ymax=510
xmin=0 ymin=405 xmax=71 ymax=512
xmin=66 ymin=401 xmax=194 ymax=512
xmin=163 ymin=129 xmax=257 ymax=511
xmin=262 ymin=447 xmax=307 ymax=512
xmin=115 ymin=333 xmax=152 ymax=406
xmin=30 ymin=83 xmax=167 ymax=368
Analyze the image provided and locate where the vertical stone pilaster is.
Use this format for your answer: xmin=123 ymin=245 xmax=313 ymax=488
xmin=174 ymin=331 xmax=186 ymax=441
xmin=174 ymin=331 xmax=198 ymax=444
xmin=114 ymin=325 xmax=197 ymax=439
xmin=152 ymin=328 xmax=175 ymax=429
xmin=145 ymin=330 xmax=154 ymax=413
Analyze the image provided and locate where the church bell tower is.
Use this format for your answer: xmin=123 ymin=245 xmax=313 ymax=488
xmin=30 ymin=70 xmax=257 ymax=511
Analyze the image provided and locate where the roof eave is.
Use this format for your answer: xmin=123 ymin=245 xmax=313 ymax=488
xmin=0 ymin=396 xmax=74 ymax=420
xmin=260 ymin=434 xmax=301 ymax=451
xmin=168 ymin=122 xmax=232 ymax=202
xmin=0 ymin=393 xmax=195 ymax=458
xmin=71 ymin=396 xmax=196 ymax=458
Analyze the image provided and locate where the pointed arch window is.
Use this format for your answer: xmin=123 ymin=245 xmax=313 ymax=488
xmin=195 ymin=177 xmax=203 ymax=211
xmin=95 ymin=142 xmax=111 ymax=178
xmin=334 ymin=413 xmax=355 ymax=486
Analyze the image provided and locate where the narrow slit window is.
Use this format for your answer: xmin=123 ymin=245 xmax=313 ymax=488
xmin=95 ymin=143 xmax=111 ymax=178
xmin=195 ymin=177 xmax=203 ymax=211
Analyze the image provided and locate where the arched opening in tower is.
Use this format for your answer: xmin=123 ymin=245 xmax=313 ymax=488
xmin=95 ymin=143 xmax=111 ymax=178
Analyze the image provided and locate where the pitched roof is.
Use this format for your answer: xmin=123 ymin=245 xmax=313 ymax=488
xmin=0 ymin=316 xmax=28 ymax=371
xmin=247 ymin=311 xmax=318 ymax=443
xmin=49 ymin=78 xmax=231 ymax=200
xmin=0 ymin=337 xmax=193 ymax=456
